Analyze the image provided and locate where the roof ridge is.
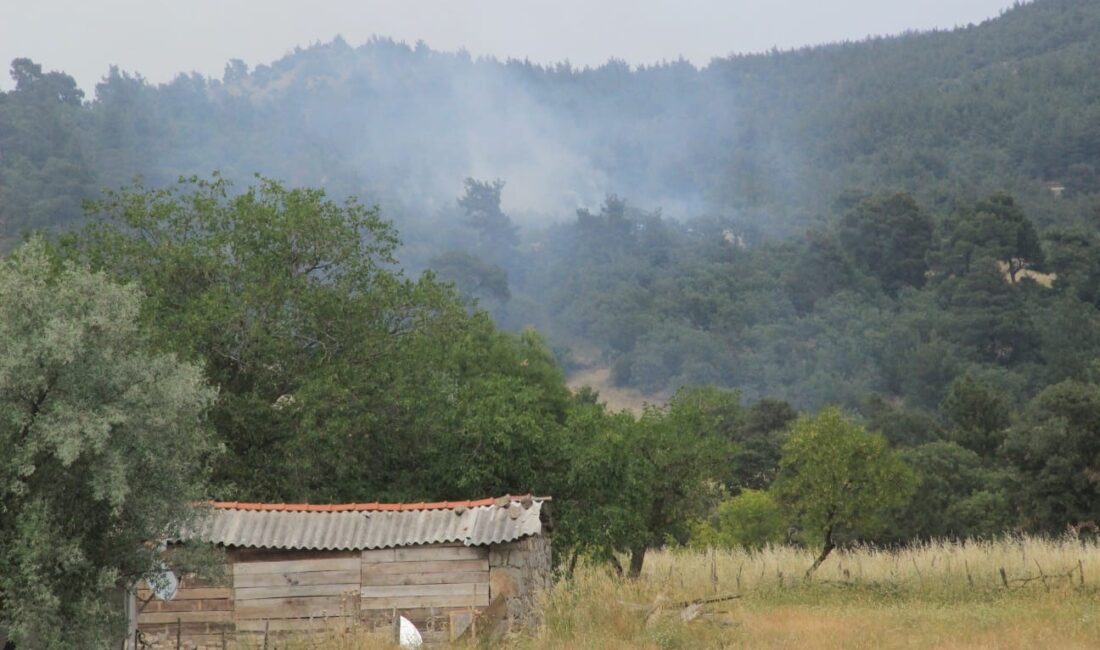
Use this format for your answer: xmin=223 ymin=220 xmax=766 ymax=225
xmin=209 ymin=494 xmax=549 ymax=513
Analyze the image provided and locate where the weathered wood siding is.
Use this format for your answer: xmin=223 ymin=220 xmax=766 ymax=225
xmin=132 ymin=540 xmax=540 ymax=647
xmin=135 ymin=575 xmax=233 ymax=649
xmin=360 ymin=544 xmax=490 ymax=611
xmin=231 ymin=549 xmax=360 ymax=633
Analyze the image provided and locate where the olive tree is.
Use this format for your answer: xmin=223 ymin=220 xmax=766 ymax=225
xmin=0 ymin=239 xmax=217 ymax=648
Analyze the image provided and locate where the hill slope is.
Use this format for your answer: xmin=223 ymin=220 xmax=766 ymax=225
xmin=2 ymin=0 xmax=1100 ymax=411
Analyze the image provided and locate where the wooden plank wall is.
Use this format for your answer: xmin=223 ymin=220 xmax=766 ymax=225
xmin=232 ymin=550 xmax=361 ymax=633
xmin=360 ymin=544 xmax=490 ymax=633
xmin=135 ymin=576 xmax=233 ymax=649
xmin=134 ymin=544 xmax=497 ymax=646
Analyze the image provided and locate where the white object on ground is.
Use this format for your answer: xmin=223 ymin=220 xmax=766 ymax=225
xmin=399 ymin=615 xmax=423 ymax=648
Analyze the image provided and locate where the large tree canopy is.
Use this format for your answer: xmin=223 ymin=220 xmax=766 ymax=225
xmin=0 ymin=239 xmax=217 ymax=648
xmin=65 ymin=175 xmax=571 ymax=503
xmin=773 ymin=408 xmax=916 ymax=576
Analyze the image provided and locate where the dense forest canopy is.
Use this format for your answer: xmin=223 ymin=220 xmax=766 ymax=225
xmin=3 ymin=0 xmax=1099 ymax=237
xmin=2 ymin=0 xmax=1099 ymax=412
xmin=6 ymin=1 xmax=1100 ymax=643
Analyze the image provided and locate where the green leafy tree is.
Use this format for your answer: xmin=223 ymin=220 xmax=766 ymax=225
xmin=941 ymin=374 xmax=1013 ymax=457
xmin=66 ymin=175 xmax=574 ymax=505
xmin=1036 ymin=294 xmax=1100 ymax=385
xmin=619 ymin=387 xmax=736 ymax=577
xmin=936 ymin=257 xmax=1039 ymax=365
xmin=0 ymin=239 xmax=217 ymax=648
xmin=429 ymin=250 xmax=511 ymax=303
xmin=414 ymin=326 xmax=573 ymax=498
xmin=893 ymin=442 xmax=1013 ymax=540
xmin=0 ymin=59 xmax=93 ymax=245
xmin=784 ymin=230 xmax=864 ymax=314
xmin=1002 ymin=381 xmax=1100 ymax=532
xmin=66 ymin=175 xmax=466 ymax=499
xmin=864 ymin=396 xmax=943 ymax=447
xmin=1044 ymin=227 xmax=1100 ymax=303
xmin=693 ymin=490 xmax=787 ymax=550
xmin=938 ymin=194 xmax=1045 ymax=281
xmin=837 ymin=192 xmax=933 ymax=294
xmin=550 ymin=397 xmax=648 ymax=573
xmin=457 ymin=178 xmax=519 ymax=251
xmin=728 ymin=398 xmax=796 ymax=490
xmin=773 ymin=407 xmax=916 ymax=577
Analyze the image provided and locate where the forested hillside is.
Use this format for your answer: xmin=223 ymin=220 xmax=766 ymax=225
xmin=2 ymin=0 xmax=1100 ymax=413
xmin=8 ymin=2 xmax=1100 ymax=641
xmin=4 ymin=0 xmax=1100 ymax=236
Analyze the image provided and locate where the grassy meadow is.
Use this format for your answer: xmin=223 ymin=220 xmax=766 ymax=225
xmin=256 ymin=537 xmax=1100 ymax=650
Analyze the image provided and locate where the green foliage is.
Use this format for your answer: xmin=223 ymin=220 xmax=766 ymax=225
xmin=457 ymin=178 xmax=518 ymax=252
xmin=941 ymin=375 xmax=1012 ymax=457
xmin=837 ymin=192 xmax=933 ymax=294
xmin=727 ymin=398 xmax=796 ymax=490
xmin=429 ymin=250 xmax=511 ymax=303
xmin=550 ymin=398 xmax=648 ymax=567
xmin=937 ymin=194 xmax=1045 ymax=280
xmin=1044 ymin=227 xmax=1100 ymax=302
xmin=2 ymin=0 xmax=1100 ymax=581
xmin=1002 ymin=380 xmax=1100 ymax=533
xmin=0 ymin=239 xmax=217 ymax=648
xmin=614 ymin=387 xmax=736 ymax=573
xmin=692 ymin=490 xmax=787 ymax=550
xmin=935 ymin=255 xmax=1039 ymax=366
xmin=64 ymin=176 xmax=569 ymax=503
xmin=863 ymin=396 xmax=943 ymax=448
xmin=773 ymin=408 xmax=917 ymax=548
xmin=0 ymin=60 xmax=92 ymax=246
xmin=557 ymin=387 xmax=737 ymax=575
xmin=893 ymin=442 xmax=1013 ymax=541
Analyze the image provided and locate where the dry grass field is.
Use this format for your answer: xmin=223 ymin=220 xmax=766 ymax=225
xmin=257 ymin=537 xmax=1100 ymax=649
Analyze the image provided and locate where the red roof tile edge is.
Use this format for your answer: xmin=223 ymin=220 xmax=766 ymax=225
xmin=210 ymin=494 xmax=549 ymax=513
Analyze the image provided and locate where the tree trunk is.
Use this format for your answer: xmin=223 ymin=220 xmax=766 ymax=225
xmin=608 ymin=554 xmax=624 ymax=578
xmin=628 ymin=546 xmax=647 ymax=578
xmin=805 ymin=527 xmax=835 ymax=580
xmin=566 ymin=548 xmax=580 ymax=579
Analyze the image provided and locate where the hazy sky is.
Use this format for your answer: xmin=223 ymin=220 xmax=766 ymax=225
xmin=1 ymin=0 xmax=1022 ymax=93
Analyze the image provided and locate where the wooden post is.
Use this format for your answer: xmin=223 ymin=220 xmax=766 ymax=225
xmin=125 ymin=588 xmax=138 ymax=650
xmin=1080 ymin=559 xmax=1086 ymax=586
xmin=1034 ymin=560 xmax=1049 ymax=592
xmin=964 ymin=560 xmax=974 ymax=588
xmin=710 ymin=549 xmax=718 ymax=593
xmin=999 ymin=567 xmax=1009 ymax=588
xmin=221 ymin=630 xmax=226 ymax=650
xmin=175 ymin=617 xmax=181 ymax=650
xmin=262 ymin=621 xmax=269 ymax=650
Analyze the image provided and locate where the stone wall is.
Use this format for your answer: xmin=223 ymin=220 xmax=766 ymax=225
xmin=487 ymin=535 xmax=552 ymax=631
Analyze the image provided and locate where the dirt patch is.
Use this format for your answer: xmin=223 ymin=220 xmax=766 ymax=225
xmin=567 ymin=364 xmax=665 ymax=415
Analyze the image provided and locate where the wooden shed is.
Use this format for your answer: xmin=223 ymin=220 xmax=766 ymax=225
xmin=129 ymin=495 xmax=551 ymax=648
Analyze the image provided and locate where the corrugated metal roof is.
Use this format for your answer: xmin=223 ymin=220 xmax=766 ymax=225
xmin=182 ymin=495 xmax=547 ymax=550
xmin=211 ymin=496 xmax=509 ymax=512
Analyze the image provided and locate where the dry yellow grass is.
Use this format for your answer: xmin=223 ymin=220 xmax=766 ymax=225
xmin=254 ymin=538 xmax=1100 ymax=649
xmin=997 ymin=261 xmax=1057 ymax=287
xmin=566 ymin=365 xmax=663 ymax=414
